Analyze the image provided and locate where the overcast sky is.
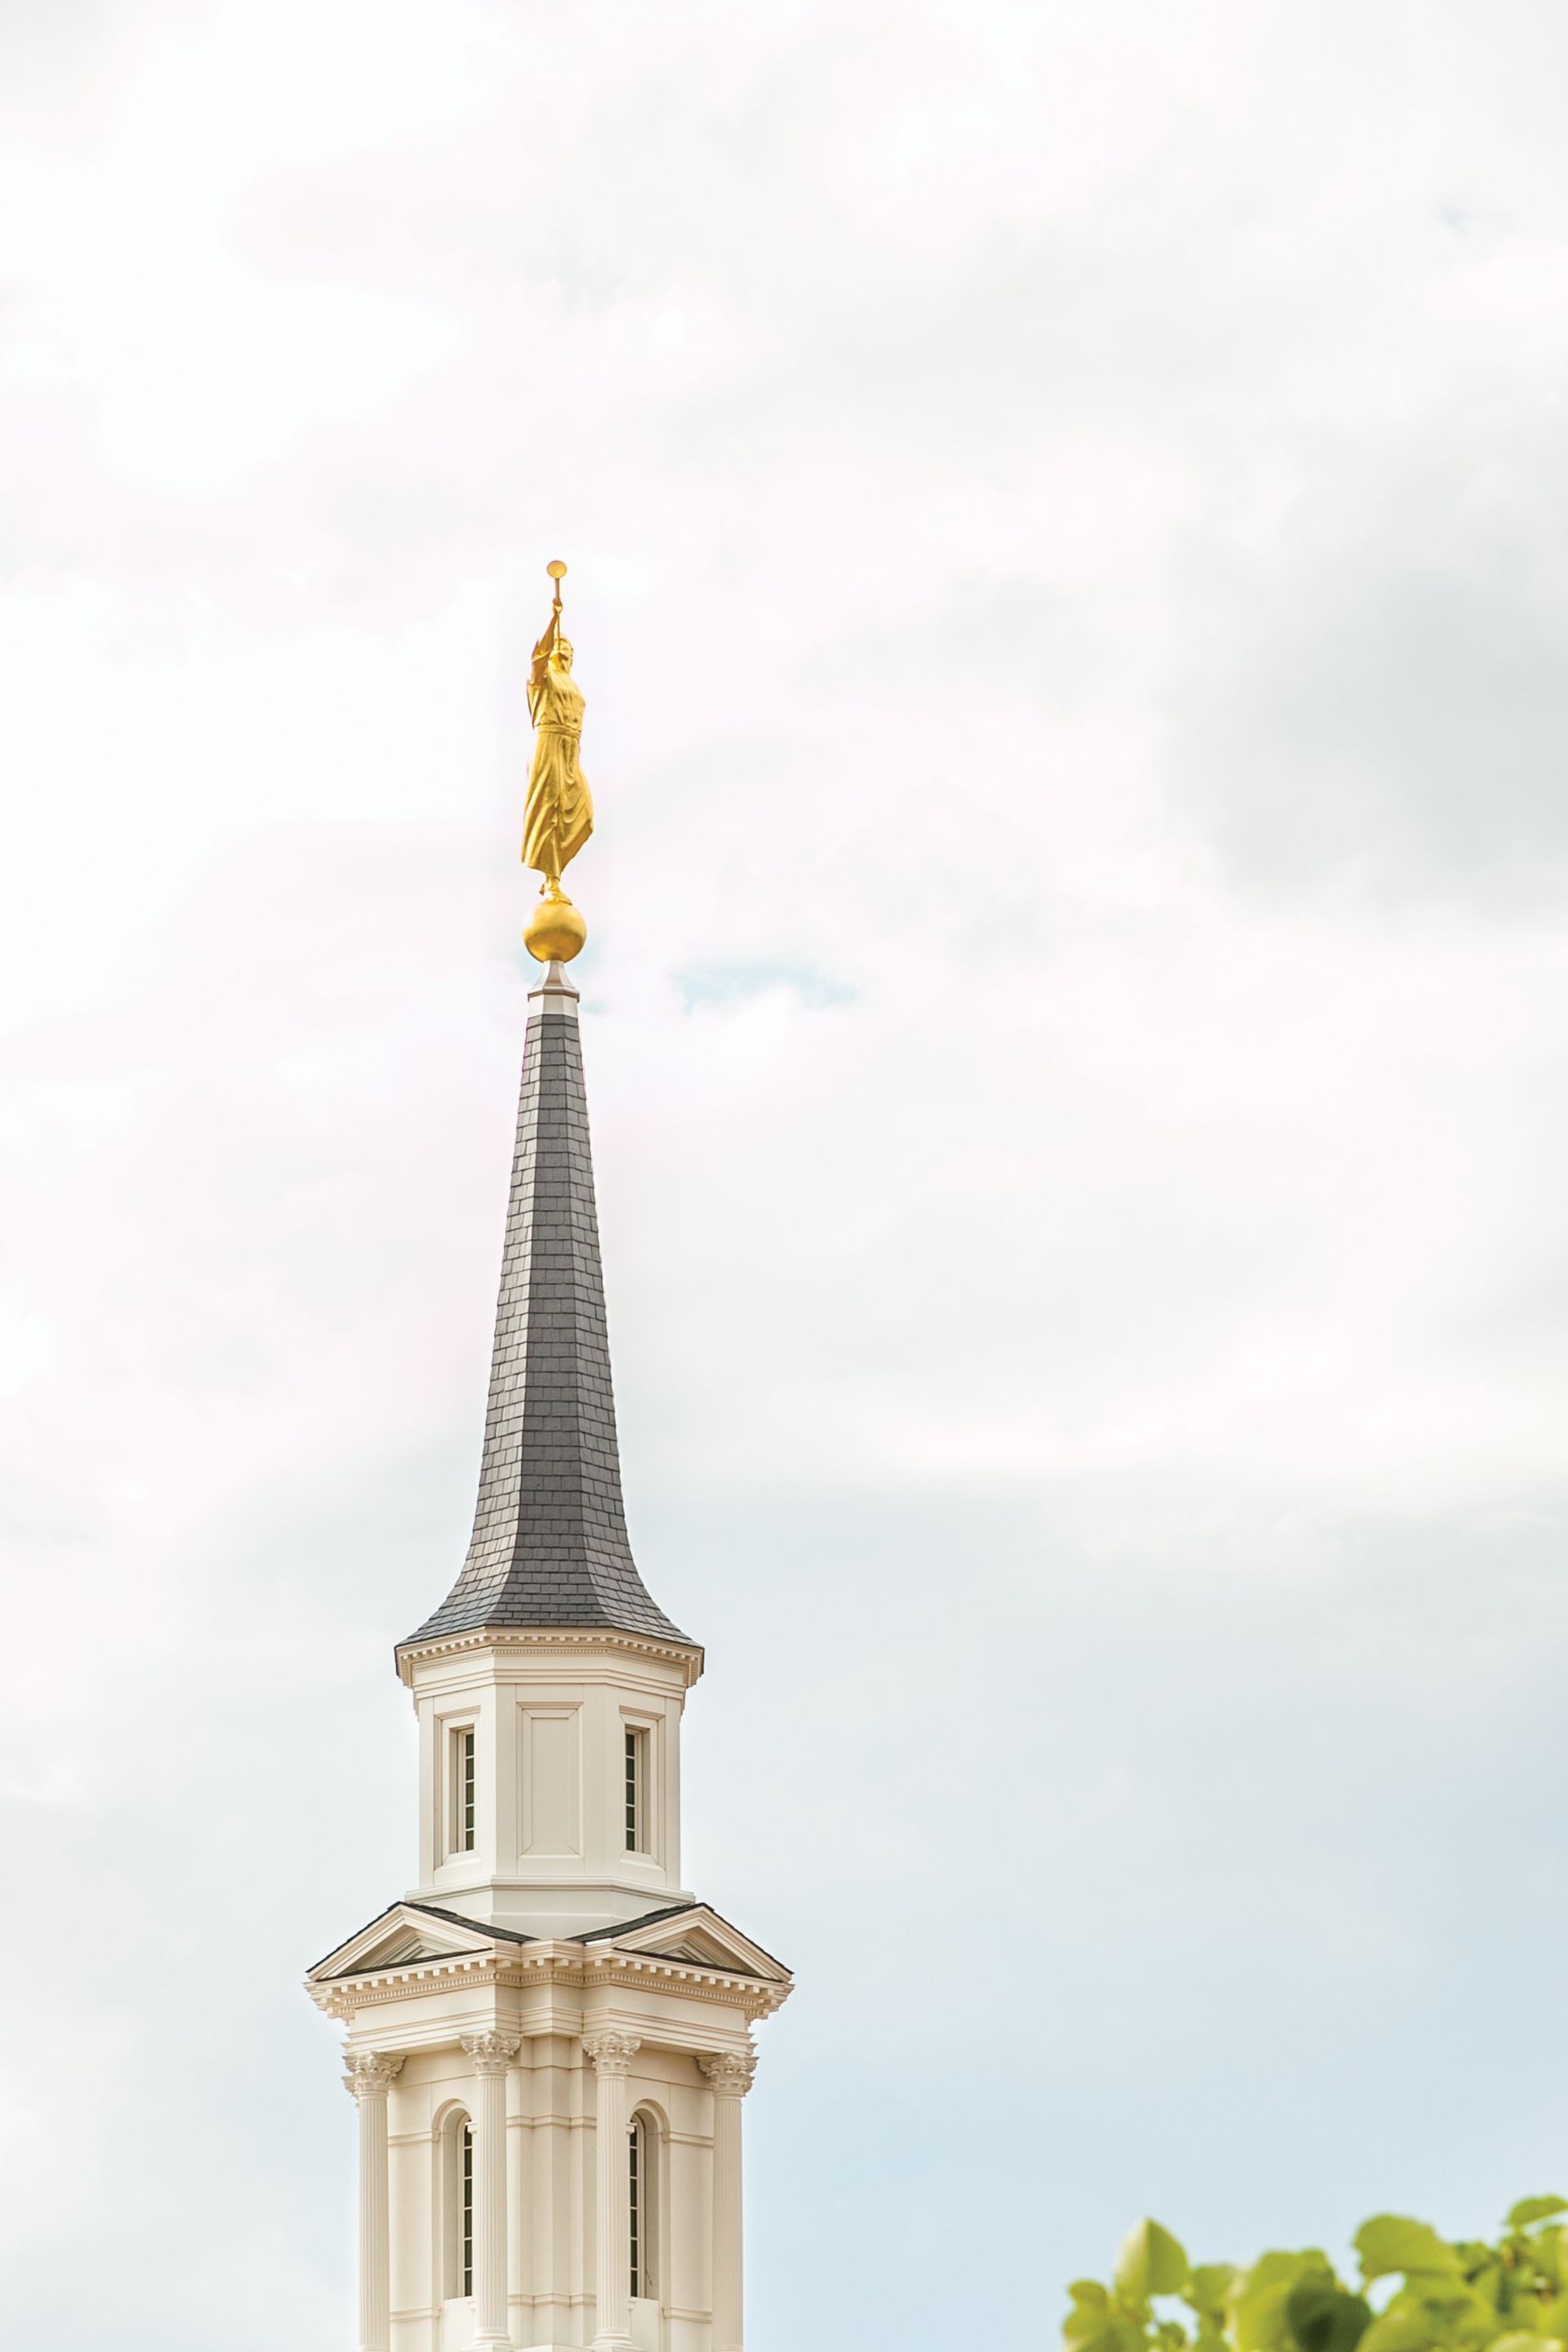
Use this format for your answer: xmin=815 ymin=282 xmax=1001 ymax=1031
xmin=4 ymin=3 xmax=1568 ymax=2347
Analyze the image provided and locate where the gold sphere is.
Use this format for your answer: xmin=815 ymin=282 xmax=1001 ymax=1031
xmin=524 ymin=889 xmax=587 ymax=964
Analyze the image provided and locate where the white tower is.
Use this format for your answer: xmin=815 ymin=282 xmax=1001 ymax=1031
xmin=307 ymin=959 xmax=792 ymax=2352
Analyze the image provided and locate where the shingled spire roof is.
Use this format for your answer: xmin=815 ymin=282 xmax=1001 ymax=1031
xmin=403 ymin=961 xmax=692 ymax=1652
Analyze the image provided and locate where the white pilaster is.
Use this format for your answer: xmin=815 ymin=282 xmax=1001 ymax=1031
xmin=462 ymin=2032 xmax=521 ymax=2350
xmin=345 ymin=2051 xmax=403 ymax=2352
xmin=507 ymin=2054 xmax=528 ymax=2337
xmin=699 ymin=2051 xmax=755 ymax=2352
xmin=582 ymin=2030 xmax=641 ymax=2352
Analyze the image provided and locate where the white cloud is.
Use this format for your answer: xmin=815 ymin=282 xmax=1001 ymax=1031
xmin=2 ymin=3 xmax=1567 ymax=2346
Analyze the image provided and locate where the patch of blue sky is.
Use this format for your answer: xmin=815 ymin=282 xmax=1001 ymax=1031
xmin=673 ymin=960 xmax=857 ymax=1011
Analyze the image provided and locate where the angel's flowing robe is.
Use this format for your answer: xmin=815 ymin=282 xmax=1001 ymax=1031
xmin=522 ymin=662 xmax=594 ymax=884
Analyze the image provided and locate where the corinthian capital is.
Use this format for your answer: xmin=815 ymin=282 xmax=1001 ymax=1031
xmin=581 ymin=2029 xmax=641 ymax=2074
xmin=461 ymin=2030 xmax=521 ymax=2075
xmin=343 ymin=2049 xmax=404 ymax=2100
xmin=698 ymin=2049 xmax=756 ymax=2096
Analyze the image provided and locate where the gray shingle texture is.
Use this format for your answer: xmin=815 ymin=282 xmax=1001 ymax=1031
xmin=404 ymin=1003 xmax=692 ymax=1649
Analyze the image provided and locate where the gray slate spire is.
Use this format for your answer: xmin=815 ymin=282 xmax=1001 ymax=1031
xmin=404 ymin=964 xmax=691 ymax=1650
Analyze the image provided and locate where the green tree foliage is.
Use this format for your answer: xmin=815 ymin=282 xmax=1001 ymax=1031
xmin=1064 ymin=2203 xmax=1568 ymax=2352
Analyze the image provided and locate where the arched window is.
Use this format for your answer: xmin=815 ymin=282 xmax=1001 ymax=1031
xmin=629 ymin=2110 xmax=657 ymax=2301
xmin=439 ymin=2109 xmax=474 ymax=2300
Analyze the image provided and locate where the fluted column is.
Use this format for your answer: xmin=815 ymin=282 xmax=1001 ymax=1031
xmin=699 ymin=2051 xmax=755 ymax=2352
xmin=462 ymin=2032 xmax=521 ymax=2350
xmin=582 ymin=2030 xmax=641 ymax=2351
xmin=345 ymin=2051 xmax=404 ymax=2352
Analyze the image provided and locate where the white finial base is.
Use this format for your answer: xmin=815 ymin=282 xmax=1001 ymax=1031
xmin=528 ymin=960 xmax=580 ymax=1017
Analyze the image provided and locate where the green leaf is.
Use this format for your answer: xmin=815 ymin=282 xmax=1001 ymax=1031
xmin=1064 ymin=2295 xmax=1120 ymax=2351
xmin=1190 ymin=2268 xmax=1240 ymax=2320
xmin=1089 ymin=2321 xmax=1152 ymax=2352
xmin=1234 ymin=2256 xmax=1323 ymax=2352
xmin=1118 ymin=2221 xmax=1192 ymax=2304
xmin=1489 ymin=2335 xmax=1563 ymax=2352
xmin=1287 ymin=2278 xmax=1374 ymax=2352
xmin=1236 ymin=2283 xmax=1294 ymax=2352
xmin=1064 ymin=2285 xmax=1151 ymax=2352
xmin=1529 ymin=2246 xmax=1566 ymax=2297
xmin=1407 ymin=2281 xmax=1488 ymax=2329
xmin=1356 ymin=2219 xmax=1463 ymax=2285
xmin=1509 ymin=2205 xmax=1568 ymax=2234
xmin=1357 ymin=2314 xmax=1437 ymax=2352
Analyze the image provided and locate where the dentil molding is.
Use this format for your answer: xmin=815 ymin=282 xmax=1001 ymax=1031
xmin=396 ymin=1625 xmax=703 ymax=1687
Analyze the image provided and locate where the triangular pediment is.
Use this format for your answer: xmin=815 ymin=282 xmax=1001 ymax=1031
xmin=662 ymin=1931 xmax=751 ymax=1968
xmin=307 ymin=1901 xmax=528 ymax=1983
xmin=592 ymin=1904 xmax=791 ymax=1984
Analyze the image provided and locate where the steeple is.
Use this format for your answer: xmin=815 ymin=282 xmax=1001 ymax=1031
xmin=403 ymin=960 xmax=691 ymax=1655
xmin=305 ymin=567 xmax=791 ymax=2352
xmin=386 ymin=566 xmax=702 ymax=1940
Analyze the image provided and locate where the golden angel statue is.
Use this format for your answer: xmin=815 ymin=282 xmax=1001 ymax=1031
xmin=521 ymin=560 xmax=593 ymax=963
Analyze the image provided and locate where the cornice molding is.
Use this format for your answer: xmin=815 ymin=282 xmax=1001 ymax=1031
xmin=307 ymin=1940 xmax=790 ymax=2027
xmin=395 ymin=1624 xmax=704 ymax=1688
